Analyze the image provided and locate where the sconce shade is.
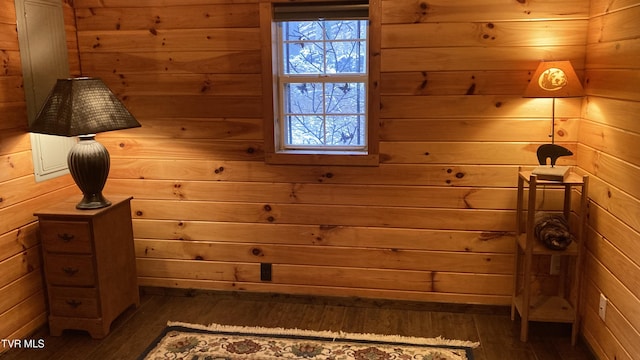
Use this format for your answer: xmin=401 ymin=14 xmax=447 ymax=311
xmin=523 ymin=61 xmax=584 ymax=98
xmin=29 ymin=77 xmax=141 ymax=136
xmin=29 ymin=77 xmax=140 ymax=209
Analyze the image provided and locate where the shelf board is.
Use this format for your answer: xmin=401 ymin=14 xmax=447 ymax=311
xmin=519 ymin=171 xmax=584 ymax=186
xmin=513 ymin=294 xmax=576 ymax=323
xmin=517 ymin=233 xmax=579 ymax=255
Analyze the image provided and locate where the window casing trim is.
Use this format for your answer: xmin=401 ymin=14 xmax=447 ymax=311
xmin=260 ymin=0 xmax=380 ymax=167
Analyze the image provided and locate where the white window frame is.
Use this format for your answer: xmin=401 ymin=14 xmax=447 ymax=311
xmin=275 ymin=20 xmax=369 ymax=153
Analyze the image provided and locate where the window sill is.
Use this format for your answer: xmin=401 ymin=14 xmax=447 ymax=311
xmin=265 ymin=151 xmax=379 ymax=166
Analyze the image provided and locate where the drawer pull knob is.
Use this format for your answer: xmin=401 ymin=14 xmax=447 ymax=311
xmin=66 ymin=300 xmax=82 ymax=308
xmin=62 ymin=267 xmax=79 ymax=276
xmin=57 ymin=233 xmax=75 ymax=242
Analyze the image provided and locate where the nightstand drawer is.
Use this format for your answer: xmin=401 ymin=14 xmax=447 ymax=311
xmin=45 ymin=254 xmax=95 ymax=286
xmin=40 ymin=221 xmax=92 ymax=254
xmin=49 ymin=287 xmax=99 ymax=318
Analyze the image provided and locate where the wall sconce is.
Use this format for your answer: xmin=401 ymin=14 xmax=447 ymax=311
xmin=523 ymin=61 xmax=584 ymax=180
xmin=29 ymin=77 xmax=141 ymax=209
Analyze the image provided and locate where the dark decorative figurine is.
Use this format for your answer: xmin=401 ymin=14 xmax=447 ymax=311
xmin=536 ymin=144 xmax=573 ymax=167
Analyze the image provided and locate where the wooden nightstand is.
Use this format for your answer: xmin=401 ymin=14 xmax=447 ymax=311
xmin=35 ymin=196 xmax=139 ymax=339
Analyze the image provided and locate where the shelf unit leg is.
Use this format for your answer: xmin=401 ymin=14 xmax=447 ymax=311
xmin=512 ymin=175 xmax=525 ymax=322
xmin=520 ymin=317 xmax=529 ymax=342
xmin=519 ymin=175 xmax=538 ymax=342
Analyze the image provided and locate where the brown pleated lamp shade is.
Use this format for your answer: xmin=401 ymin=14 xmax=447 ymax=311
xmin=29 ymin=77 xmax=141 ymax=136
xmin=29 ymin=77 xmax=140 ymax=209
xmin=523 ymin=61 xmax=584 ymax=98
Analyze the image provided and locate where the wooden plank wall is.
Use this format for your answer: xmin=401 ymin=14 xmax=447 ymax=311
xmin=0 ymin=0 xmax=78 ymax=350
xmin=579 ymin=1 xmax=640 ymax=359
xmin=13 ymin=1 xmax=640 ymax=356
xmin=69 ymin=0 xmax=589 ymax=306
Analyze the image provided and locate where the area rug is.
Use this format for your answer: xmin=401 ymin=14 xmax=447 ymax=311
xmin=138 ymin=321 xmax=479 ymax=360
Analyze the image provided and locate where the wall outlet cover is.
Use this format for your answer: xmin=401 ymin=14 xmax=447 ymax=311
xmin=598 ymin=293 xmax=607 ymax=321
xmin=260 ymin=263 xmax=272 ymax=282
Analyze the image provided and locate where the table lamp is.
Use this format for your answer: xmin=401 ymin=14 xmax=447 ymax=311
xmin=523 ymin=61 xmax=584 ymax=181
xmin=29 ymin=77 xmax=141 ymax=209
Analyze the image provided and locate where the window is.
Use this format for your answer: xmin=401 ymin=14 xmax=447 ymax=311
xmin=261 ymin=1 xmax=380 ymax=166
xmin=279 ymin=19 xmax=368 ymax=151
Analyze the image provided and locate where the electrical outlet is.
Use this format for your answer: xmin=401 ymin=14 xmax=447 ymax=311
xmin=550 ymin=255 xmax=561 ymax=275
xmin=598 ymin=293 xmax=608 ymax=321
xmin=260 ymin=263 xmax=272 ymax=281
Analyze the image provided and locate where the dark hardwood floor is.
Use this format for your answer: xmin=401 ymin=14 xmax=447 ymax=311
xmin=0 ymin=288 xmax=595 ymax=360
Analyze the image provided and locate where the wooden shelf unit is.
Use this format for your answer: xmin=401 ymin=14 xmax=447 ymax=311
xmin=511 ymin=171 xmax=589 ymax=345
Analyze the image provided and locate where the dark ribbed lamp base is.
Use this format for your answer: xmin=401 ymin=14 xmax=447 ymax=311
xmin=68 ymin=135 xmax=111 ymax=210
xmin=76 ymin=193 xmax=112 ymax=210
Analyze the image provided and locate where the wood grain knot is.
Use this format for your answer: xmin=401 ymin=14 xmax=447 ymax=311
xmin=466 ymin=83 xmax=476 ymax=95
xmin=251 ymin=248 xmax=263 ymax=256
xmin=264 ymin=205 xmax=272 ymax=211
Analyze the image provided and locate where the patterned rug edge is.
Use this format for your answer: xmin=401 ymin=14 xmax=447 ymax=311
xmin=165 ymin=321 xmax=480 ymax=348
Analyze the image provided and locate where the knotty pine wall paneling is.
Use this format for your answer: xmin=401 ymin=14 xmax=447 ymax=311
xmin=5 ymin=1 xmax=639 ymax=355
xmin=0 ymin=0 xmax=79 ymax=351
xmin=579 ymin=1 xmax=640 ymax=359
xmin=74 ymin=0 xmax=590 ymax=306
